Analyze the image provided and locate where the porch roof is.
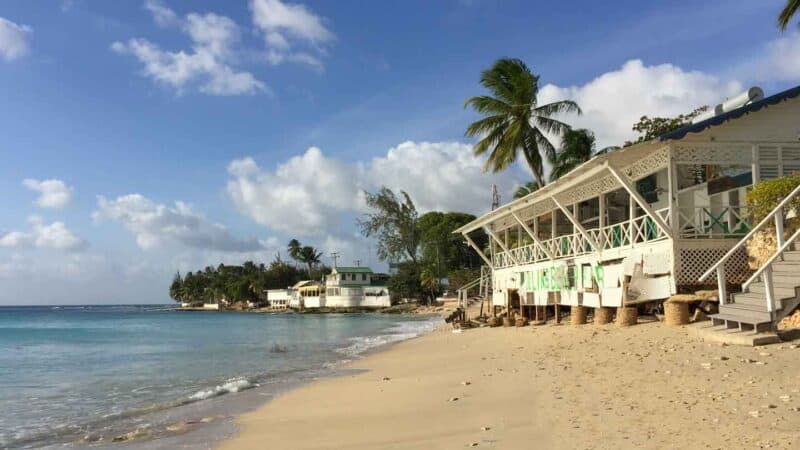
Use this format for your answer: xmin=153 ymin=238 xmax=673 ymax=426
xmin=454 ymin=139 xmax=662 ymax=235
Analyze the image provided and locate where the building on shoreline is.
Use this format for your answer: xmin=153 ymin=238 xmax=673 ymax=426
xmin=266 ymin=289 xmax=291 ymax=310
xmin=456 ymin=85 xmax=800 ymax=332
xmin=287 ymin=267 xmax=391 ymax=309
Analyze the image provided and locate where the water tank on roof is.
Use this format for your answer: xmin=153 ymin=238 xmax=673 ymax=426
xmin=690 ymin=86 xmax=764 ymax=124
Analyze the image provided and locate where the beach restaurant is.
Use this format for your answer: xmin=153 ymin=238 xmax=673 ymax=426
xmin=455 ymin=85 xmax=800 ymax=332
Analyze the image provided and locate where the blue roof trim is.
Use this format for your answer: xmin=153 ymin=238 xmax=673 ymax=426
xmin=659 ymin=85 xmax=800 ymax=141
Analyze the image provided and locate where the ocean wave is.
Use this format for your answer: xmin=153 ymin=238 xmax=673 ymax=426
xmin=336 ymin=318 xmax=441 ymax=358
xmin=189 ymin=377 xmax=255 ymax=401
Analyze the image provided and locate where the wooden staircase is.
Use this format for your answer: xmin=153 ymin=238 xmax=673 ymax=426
xmin=712 ymin=249 xmax=800 ymax=333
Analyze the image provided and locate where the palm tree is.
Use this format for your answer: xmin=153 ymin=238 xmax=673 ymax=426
xmin=287 ymin=239 xmax=301 ymax=263
xmin=420 ymin=266 xmax=439 ymax=305
xmin=299 ymin=245 xmax=323 ymax=276
xmin=513 ymin=181 xmax=539 ymax=200
xmin=465 ymin=58 xmax=581 ymax=188
xmin=549 ymin=129 xmax=620 ymax=182
xmin=779 ymin=0 xmax=800 ymax=30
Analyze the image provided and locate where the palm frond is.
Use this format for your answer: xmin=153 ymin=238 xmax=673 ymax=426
xmin=464 ymin=95 xmax=512 ymax=115
xmin=464 ymin=114 xmax=508 ymax=138
xmin=534 ymin=99 xmax=582 ymax=117
xmin=779 ymin=0 xmax=800 ymax=30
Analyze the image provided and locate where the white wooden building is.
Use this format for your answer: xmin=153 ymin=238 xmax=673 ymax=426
xmin=455 ymin=85 xmax=800 ymax=331
xmin=288 ymin=267 xmax=391 ymax=309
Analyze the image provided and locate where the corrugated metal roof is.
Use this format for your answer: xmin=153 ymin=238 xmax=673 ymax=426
xmin=659 ymin=84 xmax=800 ymax=141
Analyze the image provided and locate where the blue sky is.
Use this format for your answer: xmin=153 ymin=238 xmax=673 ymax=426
xmin=0 ymin=0 xmax=798 ymax=304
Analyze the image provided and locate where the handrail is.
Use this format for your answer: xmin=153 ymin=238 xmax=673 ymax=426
xmin=743 ymin=226 xmax=800 ymax=291
xmin=699 ymin=182 xmax=800 ymax=282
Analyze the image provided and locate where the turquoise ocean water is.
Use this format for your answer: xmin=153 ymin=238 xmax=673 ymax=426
xmin=0 ymin=306 xmax=440 ymax=448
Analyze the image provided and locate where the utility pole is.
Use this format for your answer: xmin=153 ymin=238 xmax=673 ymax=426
xmin=354 ymin=259 xmax=361 ymax=267
xmin=330 ymin=252 xmax=340 ymax=268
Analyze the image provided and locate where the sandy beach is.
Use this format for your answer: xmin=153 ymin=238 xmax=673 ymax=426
xmin=220 ymin=320 xmax=800 ymax=450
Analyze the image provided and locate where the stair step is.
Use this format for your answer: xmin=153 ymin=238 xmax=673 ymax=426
xmin=771 ymin=262 xmax=800 ymax=273
xmin=717 ymin=306 xmax=772 ymax=322
xmin=778 ymin=251 xmax=800 ymax=262
xmin=724 ymin=302 xmax=770 ymax=312
xmin=748 ymin=284 xmax=797 ymax=299
xmin=710 ymin=312 xmax=772 ymax=326
xmin=771 ymin=273 xmax=800 ymax=285
xmin=731 ymin=293 xmax=782 ymax=309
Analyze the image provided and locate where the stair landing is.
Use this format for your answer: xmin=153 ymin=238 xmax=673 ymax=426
xmin=687 ymin=322 xmax=781 ymax=347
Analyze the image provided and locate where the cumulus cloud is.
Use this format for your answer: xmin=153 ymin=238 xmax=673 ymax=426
xmin=0 ymin=17 xmax=32 ymax=61
xmin=227 ymin=142 xmax=516 ymax=237
xmin=742 ymin=32 xmax=800 ymax=83
xmin=0 ymin=216 xmax=87 ymax=252
xmin=113 ymin=2 xmax=265 ymax=95
xmin=22 ymin=178 xmax=74 ymax=209
xmin=250 ymin=0 xmax=333 ymax=69
xmin=538 ymin=59 xmax=742 ymax=148
xmin=92 ymin=193 xmax=266 ymax=252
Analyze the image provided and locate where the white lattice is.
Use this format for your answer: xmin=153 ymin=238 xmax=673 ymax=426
xmin=625 ymin=147 xmax=670 ymax=180
xmin=554 ymin=174 xmax=619 ymax=206
xmin=672 ymin=143 xmax=752 ymax=164
xmin=677 ymin=247 xmax=751 ymax=286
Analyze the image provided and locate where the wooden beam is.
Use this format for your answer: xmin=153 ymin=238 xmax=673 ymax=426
xmin=552 ymin=197 xmax=600 ymax=251
xmin=484 ymin=226 xmax=520 ymax=265
xmin=463 ymin=233 xmax=493 ymax=269
xmin=511 ymin=211 xmax=554 ymax=260
xmin=606 ymin=163 xmax=674 ymax=240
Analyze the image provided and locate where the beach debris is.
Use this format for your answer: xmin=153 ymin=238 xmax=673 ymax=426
xmin=481 ymin=426 xmax=491 ymax=431
xmin=759 ymin=352 xmax=771 ymax=357
xmin=449 ymin=397 xmax=460 ymax=402
xmin=749 ymin=410 xmax=760 ymax=418
xmin=269 ymin=344 xmax=289 ymax=353
xmin=779 ymin=395 xmax=791 ymax=402
xmin=461 ymin=381 xmax=471 ymax=386
xmin=700 ymin=362 xmax=712 ymax=370
xmin=381 ymin=376 xmax=391 ymax=381
xmin=469 ymin=442 xmax=479 ymax=447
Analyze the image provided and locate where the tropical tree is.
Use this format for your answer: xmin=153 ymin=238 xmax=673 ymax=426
xmin=420 ymin=266 xmax=440 ymax=304
xmin=779 ymin=0 xmax=800 ymax=30
xmin=627 ymin=106 xmax=708 ymax=145
xmin=169 ymin=271 xmax=184 ymax=303
xmin=513 ymin=181 xmax=539 ymax=199
xmin=548 ymin=129 xmax=620 ymax=181
xmin=465 ymin=58 xmax=581 ymax=188
xmin=287 ymin=239 xmax=302 ymax=266
xmin=298 ymin=245 xmax=323 ymax=275
xmin=359 ymin=187 xmax=420 ymax=264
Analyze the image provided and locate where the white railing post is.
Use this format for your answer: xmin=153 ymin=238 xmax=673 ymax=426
xmin=775 ymin=206 xmax=785 ymax=250
xmin=716 ymin=266 xmax=727 ymax=306
xmin=764 ymin=266 xmax=775 ymax=317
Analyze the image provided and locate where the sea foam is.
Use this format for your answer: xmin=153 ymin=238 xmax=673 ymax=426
xmin=189 ymin=377 xmax=254 ymax=401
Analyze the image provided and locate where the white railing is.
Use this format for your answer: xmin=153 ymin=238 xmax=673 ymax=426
xmin=677 ymin=206 xmax=751 ymax=239
xmin=699 ymin=183 xmax=800 ymax=312
xmin=456 ymin=265 xmax=492 ymax=309
xmin=492 ymin=211 xmax=669 ymax=269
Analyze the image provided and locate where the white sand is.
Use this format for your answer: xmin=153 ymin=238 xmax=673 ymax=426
xmin=220 ymin=321 xmax=800 ymax=449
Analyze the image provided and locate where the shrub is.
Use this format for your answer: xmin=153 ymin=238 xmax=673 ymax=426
xmin=746 ymin=175 xmax=800 ymax=221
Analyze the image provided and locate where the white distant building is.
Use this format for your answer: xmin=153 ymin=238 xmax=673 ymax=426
xmin=324 ymin=267 xmax=391 ymax=308
xmin=266 ymin=289 xmax=291 ymax=310
xmin=288 ymin=267 xmax=391 ymax=309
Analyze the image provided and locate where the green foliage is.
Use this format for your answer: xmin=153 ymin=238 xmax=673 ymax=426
xmin=513 ymin=182 xmax=539 ymax=199
xmin=286 ymin=239 xmax=324 ymax=277
xmin=447 ymin=268 xmax=480 ymax=292
xmin=417 ymin=211 xmax=484 ymax=276
xmin=168 ymin=256 xmax=307 ymax=306
xmin=420 ymin=266 xmax=440 ymax=303
xmin=359 ymin=187 xmax=420 ymax=264
xmin=387 ymin=262 xmax=422 ymax=302
xmin=628 ymin=106 xmax=708 ymax=145
xmin=464 ymin=58 xmax=581 ymax=187
xmin=746 ymin=175 xmax=800 ymax=221
xmin=779 ymin=0 xmax=800 ymax=30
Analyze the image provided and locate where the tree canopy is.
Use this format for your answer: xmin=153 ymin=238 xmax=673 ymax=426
xmin=465 ymin=58 xmax=581 ymax=188
xmin=359 ymin=187 xmax=420 ymax=264
xmin=627 ymin=106 xmax=708 ymax=145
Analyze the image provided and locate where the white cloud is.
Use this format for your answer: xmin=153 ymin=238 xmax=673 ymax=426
xmin=743 ymin=32 xmax=800 ymax=83
xmin=113 ymin=3 xmax=265 ymax=95
xmin=0 ymin=17 xmax=32 ymax=61
xmin=92 ymin=193 xmax=266 ymax=252
xmin=22 ymin=178 xmax=74 ymax=209
xmin=538 ymin=59 xmax=742 ymax=148
xmin=0 ymin=216 xmax=87 ymax=252
xmin=144 ymin=0 xmax=178 ymax=28
xmin=227 ymin=142 xmax=517 ymax=237
xmin=250 ymin=0 xmax=333 ymax=69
